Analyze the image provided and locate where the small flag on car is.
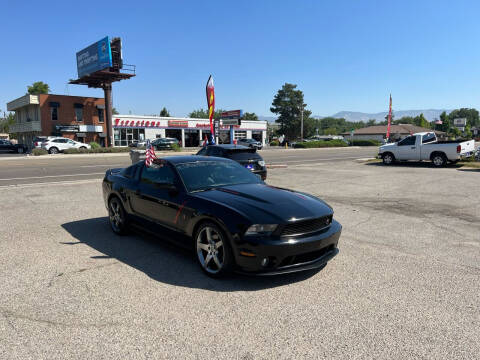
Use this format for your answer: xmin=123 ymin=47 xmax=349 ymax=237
xmin=145 ymin=139 xmax=157 ymax=167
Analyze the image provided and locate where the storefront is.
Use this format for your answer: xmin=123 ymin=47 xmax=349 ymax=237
xmin=112 ymin=116 xmax=268 ymax=147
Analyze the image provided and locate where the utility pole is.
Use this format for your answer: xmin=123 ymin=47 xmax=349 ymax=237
xmin=300 ymin=106 xmax=304 ymax=141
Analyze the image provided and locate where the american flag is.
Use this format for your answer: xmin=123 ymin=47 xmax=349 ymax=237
xmin=145 ymin=139 xmax=157 ymax=167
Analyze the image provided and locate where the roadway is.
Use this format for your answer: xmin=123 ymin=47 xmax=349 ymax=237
xmin=0 ymin=146 xmax=378 ymax=187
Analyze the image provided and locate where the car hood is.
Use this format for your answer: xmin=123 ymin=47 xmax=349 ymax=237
xmin=379 ymin=143 xmax=396 ymax=151
xmin=192 ymin=183 xmax=333 ymax=223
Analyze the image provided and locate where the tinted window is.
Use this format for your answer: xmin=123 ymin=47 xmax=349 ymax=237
xmin=140 ymin=162 xmax=175 ymax=185
xmin=53 ymin=139 xmax=68 ymax=143
xmin=398 ymin=136 xmax=416 ymax=146
xmin=176 ymin=160 xmax=262 ymax=192
xmin=422 ymin=133 xmax=436 ymax=144
xmin=207 ymin=147 xmax=224 ymax=157
xmin=227 ymin=150 xmax=261 ymax=161
xmin=197 ymin=147 xmax=208 ymax=156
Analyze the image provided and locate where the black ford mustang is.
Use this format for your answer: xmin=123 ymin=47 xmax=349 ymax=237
xmin=102 ymin=156 xmax=341 ymax=277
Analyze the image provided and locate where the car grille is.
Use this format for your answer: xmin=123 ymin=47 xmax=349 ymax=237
xmin=278 ymin=245 xmax=336 ymax=268
xmin=280 ymin=215 xmax=332 ymax=236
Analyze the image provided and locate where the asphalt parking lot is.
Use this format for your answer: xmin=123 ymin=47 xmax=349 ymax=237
xmin=0 ymin=159 xmax=479 ymax=359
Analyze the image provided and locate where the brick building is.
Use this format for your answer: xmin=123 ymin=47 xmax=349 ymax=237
xmin=7 ymin=94 xmax=107 ymax=147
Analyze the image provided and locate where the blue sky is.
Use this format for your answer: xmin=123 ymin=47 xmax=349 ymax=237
xmin=1 ymin=0 xmax=479 ymax=117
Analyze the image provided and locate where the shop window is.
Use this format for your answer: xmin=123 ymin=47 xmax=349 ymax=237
xmin=114 ymin=128 xmax=145 ymax=146
xmin=51 ymin=107 xmax=58 ymax=121
xmin=75 ymin=108 xmax=83 ymax=122
xmin=98 ymin=109 xmax=104 ymax=123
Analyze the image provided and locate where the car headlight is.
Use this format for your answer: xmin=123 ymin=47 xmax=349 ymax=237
xmin=245 ymin=224 xmax=277 ymax=235
xmin=258 ymin=160 xmax=265 ymax=167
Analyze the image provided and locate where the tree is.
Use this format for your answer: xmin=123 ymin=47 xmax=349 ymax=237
xmin=243 ymin=112 xmax=258 ymax=120
xmin=413 ymin=113 xmax=430 ymax=128
xmin=447 ymin=108 xmax=479 ymax=128
xmin=367 ymin=119 xmax=376 ymax=126
xmin=0 ymin=112 xmax=15 ymax=133
xmin=188 ymin=108 xmax=226 ymax=119
xmin=160 ymin=107 xmax=170 ymax=117
xmin=112 ymin=108 xmax=119 ymax=115
xmin=27 ymin=81 xmax=49 ymax=94
xmin=270 ymin=83 xmax=312 ymax=140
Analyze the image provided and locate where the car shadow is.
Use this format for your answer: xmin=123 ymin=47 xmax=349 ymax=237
xmin=456 ymin=167 xmax=480 ymax=172
xmin=61 ymin=217 xmax=322 ymax=292
xmin=365 ymin=161 xmax=462 ymax=168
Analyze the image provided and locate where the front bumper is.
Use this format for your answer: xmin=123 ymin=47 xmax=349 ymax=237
xmin=234 ymin=220 xmax=341 ymax=275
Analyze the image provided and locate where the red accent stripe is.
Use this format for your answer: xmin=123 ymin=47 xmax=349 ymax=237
xmin=174 ymin=201 xmax=187 ymax=224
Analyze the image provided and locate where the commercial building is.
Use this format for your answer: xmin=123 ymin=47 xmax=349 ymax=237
xmin=342 ymin=124 xmax=446 ymax=142
xmin=113 ymin=115 xmax=268 ymax=147
xmin=7 ymin=94 xmax=107 ymax=147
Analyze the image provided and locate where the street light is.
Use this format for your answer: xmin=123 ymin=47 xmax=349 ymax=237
xmin=300 ymin=105 xmax=304 ymax=141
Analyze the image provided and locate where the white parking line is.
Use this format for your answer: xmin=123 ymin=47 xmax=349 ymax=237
xmin=79 ymin=164 xmax=125 ymax=168
xmin=270 ymin=156 xmax=364 ymax=164
xmin=0 ymin=179 xmax=101 ymax=189
xmin=0 ymin=172 xmax=105 ymax=181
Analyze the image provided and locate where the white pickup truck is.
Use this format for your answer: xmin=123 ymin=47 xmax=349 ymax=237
xmin=378 ymin=132 xmax=475 ymax=167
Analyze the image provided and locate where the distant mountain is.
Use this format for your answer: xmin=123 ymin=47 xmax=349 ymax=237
xmin=259 ymin=110 xmax=452 ymax=123
xmin=327 ymin=109 xmax=452 ymax=122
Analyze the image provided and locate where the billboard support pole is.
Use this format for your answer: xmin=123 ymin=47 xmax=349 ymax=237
xmin=103 ymin=83 xmax=113 ymax=147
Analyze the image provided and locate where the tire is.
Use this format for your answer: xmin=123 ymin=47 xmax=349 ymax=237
xmin=431 ymin=153 xmax=447 ymax=167
xmin=79 ymin=146 xmax=87 ymax=150
xmin=108 ymin=196 xmax=129 ymax=235
xmin=382 ymin=152 xmax=395 ymax=165
xmin=48 ymin=147 xmax=59 ymax=154
xmin=194 ymin=222 xmax=233 ymax=277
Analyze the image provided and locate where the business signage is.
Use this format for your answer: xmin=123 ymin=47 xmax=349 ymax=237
xmin=76 ymin=37 xmax=113 ymax=78
xmin=56 ymin=125 xmax=80 ymax=132
xmin=453 ymin=118 xmax=467 ymax=126
xmin=220 ymin=110 xmax=243 ymax=119
xmin=221 ymin=119 xmax=241 ymax=126
xmin=168 ymin=120 xmax=189 ymax=127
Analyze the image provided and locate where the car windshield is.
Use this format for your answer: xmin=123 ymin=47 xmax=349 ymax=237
xmin=175 ymin=160 xmax=262 ymax=192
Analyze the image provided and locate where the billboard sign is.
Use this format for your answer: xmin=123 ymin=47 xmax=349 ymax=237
xmin=220 ymin=110 xmax=243 ymax=119
xmin=221 ymin=119 xmax=242 ymax=126
xmin=453 ymin=118 xmax=467 ymax=127
xmin=76 ymin=37 xmax=112 ymax=78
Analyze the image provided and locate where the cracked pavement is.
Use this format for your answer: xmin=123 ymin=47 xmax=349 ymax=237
xmin=0 ymin=160 xmax=479 ymax=359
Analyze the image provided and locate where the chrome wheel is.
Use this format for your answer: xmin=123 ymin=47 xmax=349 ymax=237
xmin=196 ymin=226 xmax=225 ymax=274
xmin=109 ymin=198 xmax=125 ymax=234
xmin=49 ymin=147 xmax=58 ymax=154
xmin=433 ymin=155 xmax=445 ymax=167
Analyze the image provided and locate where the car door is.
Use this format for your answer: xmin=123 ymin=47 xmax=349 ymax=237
xmin=396 ymin=135 xmax=418 ymax=160
xmin=0 ymin=140 xmax=8 ymax=153
xmin=53 ymin=138 xmax=69 ymax=150
xmin=129 ymin=161 xmax=185 ymax=232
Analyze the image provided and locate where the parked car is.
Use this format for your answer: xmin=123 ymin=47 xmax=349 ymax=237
xmin=237 ymin=138 xmax=263 ymax=150
xmin=41 ymin=137 xmax=91 ymax=154
xmin=0 ymin=139 xmax=28 ymax=154
xmin=378 ymin=132 xmax=475 ymax=167
xmin=128 ymin=140 xmax=148 ymax=148
xmin=196 ymin=144 xmax=267 ymax=180
xmin=32 ymin=136 xmax=56 ymax=149
xmin=103 ymin=156 xmax=341 ymax=277
xmin=151 ymin=137 xmax=179 ymax=150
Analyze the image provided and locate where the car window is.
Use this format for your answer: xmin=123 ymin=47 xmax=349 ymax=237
xmin=398 ymin=136 xmax=416 ymax=146
xmin=197 ymin=147 xmax=208 ymax=156
xmin=175 ymin=160 xmax=262 ymax=192
xmin=68 ymin=140 xmax=75 ymax=144
xmin=422 ymin=133 xmax=436 ymax=144
xmin=54 ymin=139 xmax=67 ymax=143
xmin=207 ymin=147 xmax=224 ymax=157
xmin=140 ymin=162 xmax=175 ymax=185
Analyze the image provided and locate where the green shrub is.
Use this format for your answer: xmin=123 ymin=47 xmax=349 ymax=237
xmin=89 ymin=142 xmax=101 ymax=149
xmin=269 ymin=140 xmax=280 ymax=146
xmin=32 ymin=148 xmax=48 ymax=156
xmin=294 ymin=140 xmax=348 ymax=148
xmin=63 ymin=148 xmax=80 ymax=154
xmin=171 ymin=143 xmax=181 ymax=152
xmin=349 ymin=139 xmax=381 ymax=146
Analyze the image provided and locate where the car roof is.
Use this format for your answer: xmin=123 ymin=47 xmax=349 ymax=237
xmin=160 ymin=155 xmax=232 ymax=165
xmin=208 ymin=144 xmax=250 ymax=150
